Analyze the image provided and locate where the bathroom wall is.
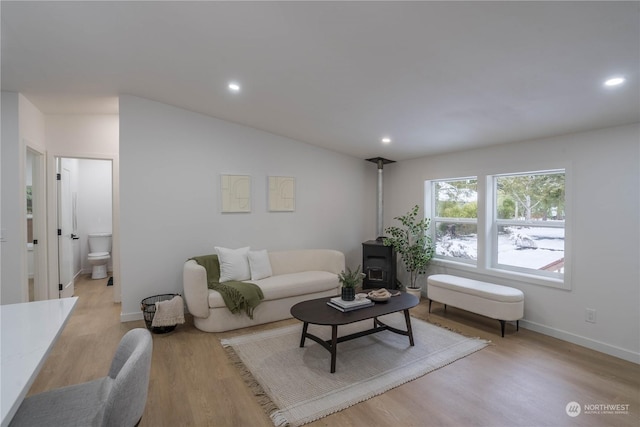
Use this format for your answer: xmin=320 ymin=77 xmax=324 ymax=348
xmin=77 ymin=159 xmax=113 ymax=274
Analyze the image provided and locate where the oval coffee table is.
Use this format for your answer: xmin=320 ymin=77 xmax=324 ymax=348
xmin=290 ymin=292 xmax=419 ymax=373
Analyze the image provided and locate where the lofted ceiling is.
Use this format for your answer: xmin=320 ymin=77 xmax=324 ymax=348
xmin=1 ymin=1 xmax=638 ymax=161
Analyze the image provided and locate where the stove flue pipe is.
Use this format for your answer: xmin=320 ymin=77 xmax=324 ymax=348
xmin=366 ymin=157 xmax=395 ymax=240
xmin=376 ymin=159 xmax=384 ymax=238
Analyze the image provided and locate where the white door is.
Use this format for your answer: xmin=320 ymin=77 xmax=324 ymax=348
xmin=27 ymin=147 xmax=47 ymax=301
xmin=58 ymin=166 xmax=74 ymax=298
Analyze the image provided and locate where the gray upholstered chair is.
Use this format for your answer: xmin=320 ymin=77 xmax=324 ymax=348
xmin=10 ymin=328 xmax=153 ymax=427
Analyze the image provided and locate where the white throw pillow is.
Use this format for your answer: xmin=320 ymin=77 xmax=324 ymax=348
xmin=248 ymin=250 xmax=273 ymax=280
xmin=215 ymin=246 xmax=251 ymax=282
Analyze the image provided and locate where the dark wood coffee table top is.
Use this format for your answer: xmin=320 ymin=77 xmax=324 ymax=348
xmin=290 ymin=292 xmax=418 ymax=325
xmin=290 ymin=292 xmax=419 ymax=373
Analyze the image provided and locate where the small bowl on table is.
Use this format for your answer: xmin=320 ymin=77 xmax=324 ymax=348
xmin=367 ymin=291 xmax=391 ymax=302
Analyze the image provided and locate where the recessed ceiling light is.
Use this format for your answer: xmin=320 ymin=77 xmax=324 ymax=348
xmin=604 ymin=76 xmax=625 ymax=87
xmin=228 ymin=82 xmax=241 ymax=92
xmin=381 ymin=137 xmax=391 ymax=144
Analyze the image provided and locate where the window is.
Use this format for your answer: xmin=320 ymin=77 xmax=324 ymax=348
xmin=428 ymin=169 xmax=567 ymax=287
xmin=432 ymin=178 xmax=478 ymax=264
xmin=493 ymin=170 xmax=565 ymax=278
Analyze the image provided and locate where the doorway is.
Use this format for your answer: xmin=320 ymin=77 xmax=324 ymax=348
xmin=54 ymin=157 xmax=114 ymax=298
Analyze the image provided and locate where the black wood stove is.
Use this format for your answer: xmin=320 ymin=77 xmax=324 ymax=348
xmin=362 ymin=238 xmax=397 ymax=290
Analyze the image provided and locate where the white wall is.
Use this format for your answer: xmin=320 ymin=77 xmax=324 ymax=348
xmin=1 ymin=92 xmax=45 ymax=304
xmin=384 ymin=123 xmax=640 ymax=362
xmin=1 ymin=92 xmax=21 ymax=303
xmin=45 ymin=115 xmax=119 ymax=154
xmin=119 ymin=95 xmax=376 ymax=320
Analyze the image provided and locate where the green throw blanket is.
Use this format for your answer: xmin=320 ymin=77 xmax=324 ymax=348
xmin=190 ymin=255 xmax=264 ymax=319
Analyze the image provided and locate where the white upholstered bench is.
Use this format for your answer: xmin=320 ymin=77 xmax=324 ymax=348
xmin=427 ymin=274 xmax=524 ymax=337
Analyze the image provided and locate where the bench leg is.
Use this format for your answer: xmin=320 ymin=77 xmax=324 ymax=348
xmin=517 ymin=320 xmax=519 ymax=331
xmin=428 ymin=299 xmax=432 ymax=313
xmin=499 ymin=320 xmax=505 ymax=337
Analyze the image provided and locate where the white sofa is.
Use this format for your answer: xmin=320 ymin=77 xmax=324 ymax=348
xmin=183 ymin=249 xmax=344 ymax=332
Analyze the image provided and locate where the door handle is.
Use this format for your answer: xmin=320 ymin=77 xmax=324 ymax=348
xmin=71 ymin=233 xmax=79 ymax=240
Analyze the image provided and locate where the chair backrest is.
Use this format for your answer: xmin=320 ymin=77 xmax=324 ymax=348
xmin=101 ymin=328 xmax=153 ymax=427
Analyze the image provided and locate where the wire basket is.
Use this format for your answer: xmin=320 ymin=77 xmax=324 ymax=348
xmin=140 ymin=294 xmax=179 ymax=334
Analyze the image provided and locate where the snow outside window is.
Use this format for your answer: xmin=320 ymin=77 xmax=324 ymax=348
xmin=432 ymin=178 xmax=478 ymax=264
xmin=492 ymin=170 xmax=565 ymax=279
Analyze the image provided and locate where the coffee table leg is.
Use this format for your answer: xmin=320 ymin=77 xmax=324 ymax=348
xmin=403 ymin=309 xmax=415 ymax=346
xmin=330 ymin=325 xmax=338 ymax=373
xmin=300 ymin=322 xmax=309 ymax=347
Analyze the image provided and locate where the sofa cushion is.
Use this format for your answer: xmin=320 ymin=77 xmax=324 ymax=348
xmin=248 ymin=250 xmax=273 ymax=280
xmin=427 ymin=274 xmax=524 ymax=303
xmin=215 ymin=246 xmax=251 ymax=282
xmin=207 ymin=271 xmax=338 ymax=308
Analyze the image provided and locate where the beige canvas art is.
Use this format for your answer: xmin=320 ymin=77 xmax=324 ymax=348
xmin=268 ymin=176 xmax=295 ymax=212
xmin=221 ymin=174 xmax=251 ymax=213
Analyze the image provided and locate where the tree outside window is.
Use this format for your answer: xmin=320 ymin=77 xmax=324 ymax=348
xmin=433 ymin=178 xmax=478 ymax=263
xmin=494 ymin=171 xmax=565 ymax=277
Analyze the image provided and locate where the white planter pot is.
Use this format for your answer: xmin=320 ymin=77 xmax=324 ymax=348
xmin=406 ymin=287 xmax=422 ymax=301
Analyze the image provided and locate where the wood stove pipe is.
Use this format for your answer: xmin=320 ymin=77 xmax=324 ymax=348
xmin=366 ymin=157 xmax=395 ymax=239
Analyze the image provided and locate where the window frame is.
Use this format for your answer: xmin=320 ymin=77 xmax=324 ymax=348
xmin=429 ymin=177 xmax=478 ymax=266
xmin=426 ymin=167 xmax=571 ymax=290
xmin=490 ymin=169 xmax=566 ymax=281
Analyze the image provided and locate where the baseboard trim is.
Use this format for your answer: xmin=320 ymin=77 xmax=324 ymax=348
xmin=520 ymin=319 xmax=640 ymax=364
xmin=120 ymin=311 xmax=144 ymax=323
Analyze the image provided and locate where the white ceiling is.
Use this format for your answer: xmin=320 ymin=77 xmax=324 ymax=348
xmin=2 ymin=1 xmax=638 ymax=161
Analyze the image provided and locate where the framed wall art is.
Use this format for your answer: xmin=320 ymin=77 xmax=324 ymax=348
xmin=268 ymin=176 xmax=295 ymax=212
xmin=221 ymin=174 xmax=251 ymax=213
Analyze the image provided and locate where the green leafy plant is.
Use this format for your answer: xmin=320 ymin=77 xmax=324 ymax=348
xmin=383 ymin=205 xmax=434 ymax=289
xmin=338 ymin=265 xmax=365 ymax=289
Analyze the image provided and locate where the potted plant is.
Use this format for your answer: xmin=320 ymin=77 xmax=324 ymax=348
xmin=383 ymin=205 xmax=435 ymax=300
xmin=338 ymin=265 xmax=365 ymax=301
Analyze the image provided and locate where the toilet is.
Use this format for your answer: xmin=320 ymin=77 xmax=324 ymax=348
xmin=88 ymin=233 xmax=112 ymax=279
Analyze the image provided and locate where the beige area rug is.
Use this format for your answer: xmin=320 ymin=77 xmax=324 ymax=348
xmin=221 ymin=313 xmax=489 ymax=427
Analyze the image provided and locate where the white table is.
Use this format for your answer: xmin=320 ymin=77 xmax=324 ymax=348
xmin=0 ymin=297 xmax=78 ymax=427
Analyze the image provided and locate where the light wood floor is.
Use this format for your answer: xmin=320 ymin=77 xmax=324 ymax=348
xmin=29 ymin=275 xmax=639 ymax=427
